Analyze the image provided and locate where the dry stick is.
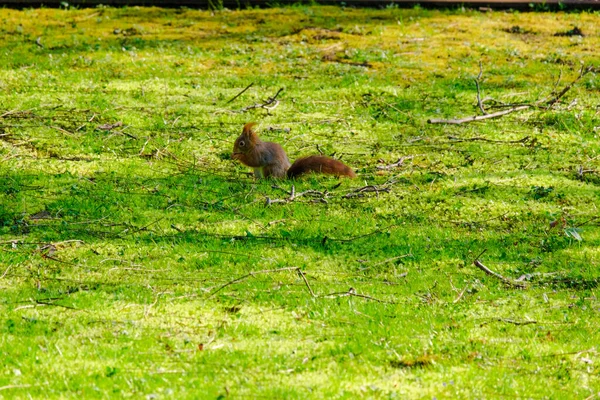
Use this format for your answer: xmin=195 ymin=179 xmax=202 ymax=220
xmin=475 ymin=61 xmax=487 ymax=115
xmin=453 ymin=285 xmax=468 ymax=303
xmin=207 ymin=267 xmax=300 ymax=298
xmin=225 ymin=82 xmax=254 ymax=104
xmin=0 ymin=384 xmax=34 ymax=392
xmin=479 ymin=318 xmax=538 ymax=327
xmin=446 ymin=136 xmax=530 ymax=144
xmin=240 ymin=88 xmax=284 ymax=113
xmin=473 ymin=258 xmax=527 ymax=288
xmin=429 ymin=65 xmax=592 ymax=125
xmin=377 ymin=155 xmax=414 ymax=170
xmin=209 ymin=266 xmax=391 ymax=303
xmin=428 ymin=105 xmax=530 ymax=124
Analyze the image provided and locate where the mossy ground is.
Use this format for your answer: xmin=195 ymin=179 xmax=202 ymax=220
xmin=1 ymin=5 xmax=599 ymax=399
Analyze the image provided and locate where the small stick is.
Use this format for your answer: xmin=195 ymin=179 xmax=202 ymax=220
xmin=453 ymin=285 xmax=468 ymax=303
xmin=473 ymin=259 xmax=527 ymax=288
xmin=428 ymin=105 xmax=530 ymax=124
xmin=207 ymin=266 xmax=300 ymax=298
xmin=225 ymin=82 xmax=254 ymax=104
xmin=296 ymin=269 xmax=316 ymax=297
xmin=475 ymin=61 xmax=487 ymax=115
xmin=446 ymin=136 xmax=530 ymax=144
xmin=239 ymin=88 xmax=284 ymax=113
xmin=377 ymin=155 xmax=414 ymax=170
xmin=479 ymin=318 xmax=538 ymax=327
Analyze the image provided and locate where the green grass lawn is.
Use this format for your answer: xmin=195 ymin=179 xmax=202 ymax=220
xmin=1 ymin=4 xmax=599 ymax=398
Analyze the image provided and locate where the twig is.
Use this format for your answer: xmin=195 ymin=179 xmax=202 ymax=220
xmin=544 ymin=64 xmax=588 ymax=107
xmin=453 ymin=285 xmax=468 ymax=303
xmin=207 ymin=267 xmax=299 ymax=298
xmin=239 ymin=88 xmax=284 ymax=113
xmin=446 ymin=136 xmax=530 ymax=144
xmin=0 ymin=384 xmax=33 ymax=392
xmin=428 ymin=65 xmax=592 ymax=125
xmin=428 ymin=105 xmax=530 ymax=124
xmin=479 ymin=318 xmax=538 ymax=327
xmin=33 ymin=299 xmax=82 ymax=311
xmin=473 ymin=258 xmax=527 ymax=288
xmin=475 ymin=61 xmax=487 ymax=115
xmin=208 ymin=266 xmax=391 ymax=303
xmin=0 ymin=266 xmax=10 ymax=279
xmin=343 ymin=185 xmax=391 ymax=198
xmin=226 ymin=82 xmax=254 ymax=104
xmin=266 ymin=184 xmax=328 ymax=205
xmin=377 ymin=155 xmax=414 ymax=170
xmin=296 ymin=269 xmax=316 ymax=297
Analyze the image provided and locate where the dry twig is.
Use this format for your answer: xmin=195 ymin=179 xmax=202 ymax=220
xmin=473 ymin=251 xmax=527 ymax=289
xmin=377 ymin=155 xmax=414 ymax=170
xmin=208 ymin=266 xmax=391 ymax=303
xmin=225 ymin=82 xmax=254 ymax=104
xmin=239 ymin=88 xmax=284 ymax=113
xmin=429 ymin=64 xmax=592 ymax=125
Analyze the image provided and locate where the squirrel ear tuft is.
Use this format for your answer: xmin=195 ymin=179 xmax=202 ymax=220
xmin=242 ymin=122 xmax=257 ymax=136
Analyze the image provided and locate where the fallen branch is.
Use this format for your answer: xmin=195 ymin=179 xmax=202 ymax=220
xmin=266 ymin=184 xmax=328 ymax=205
xmin=428 ymin=105 xmax=530 ymax=124
xmin=446 ymin=136 xmax=530 ymax=144
xmin=479 ymin=318 xmax=538 ymax=327
xmin=473 ymin=257 xmax=527 ymax=289
xmin=239 ymin=88 xmax=284 ymax=113
xmin=225 ymin=82 xmax=254 ymax=104
xmin=208 ymin=266 xmax=392 ymax=303
xmin=207 ymin=267 xmax=299 ymax=298
xmin=377 ymin=155 xmax=414 ymax=170
xmin=343 ymin=185 xmax=391 ymax=198
xmin=475 ymin=61 xmax=486 ymax=115
xmin=428 ymin=64 xmax=592 ymax=125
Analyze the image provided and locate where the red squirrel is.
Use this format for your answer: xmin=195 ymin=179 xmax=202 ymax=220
xmin=232 ymin=122 xmax=356 ymax=179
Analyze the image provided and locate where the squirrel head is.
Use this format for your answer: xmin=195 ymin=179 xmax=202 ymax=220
xmin=232 ymin=122 xmax=259 ymax=160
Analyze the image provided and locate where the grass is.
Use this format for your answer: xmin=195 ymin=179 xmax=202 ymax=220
xmin=1 ymin=4 xmax=599 ymax=399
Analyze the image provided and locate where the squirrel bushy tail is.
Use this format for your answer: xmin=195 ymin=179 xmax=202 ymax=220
xmin=287 ymin=155 xmax=356 ymax=179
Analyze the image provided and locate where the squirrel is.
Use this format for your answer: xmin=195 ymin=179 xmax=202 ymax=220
xmin=232 ymin=122 xmax=356 ymax=179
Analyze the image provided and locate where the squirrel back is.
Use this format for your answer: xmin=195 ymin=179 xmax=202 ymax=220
xmin=232 ymin=122 xmax=355 ymax=179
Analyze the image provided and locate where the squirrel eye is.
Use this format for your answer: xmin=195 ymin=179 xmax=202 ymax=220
xmin=239 ymin=140 xmax=245 ymax=147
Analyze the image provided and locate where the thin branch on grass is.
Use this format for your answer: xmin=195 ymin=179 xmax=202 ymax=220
xmin=453 ymin=285 xmax=468 ymax=303
xmin=207 ymin=267 xmax=300 ymax=298
xmin=32 ymin=299 xmax=83 ymax=311
xmin=0 ymin=266 xmax=10 ymax=279
xmin=238 ymin=88 xmax=284 ymax=113
xmin=225 ymin=82 xmax=254 ymax=104
xmin=266 ymin=184 xmax=329 ymax=205
xmin=343 ymin=185 xmax=391 ymax=199
xmin=428 ymin=64 xmax=592 ymax=125
xmin=208 ymin=266 xmax=391 ymax=303
xmin=475 ymin=61 xmax=487 ymax=115
xmin=428 ymin=105 xmax=531 ymax=124
xmin=479 ymin=318 xmax=538 ymax=327
xmin=473 ymin=256 xmax=527 ymax=289
xmin=376 ymin=155 xmax=414 ymax=170
xmin=446 ymin=136 xmax=531 ymax=144
xmin=0 ymin=384 xmax=34 ymax=392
